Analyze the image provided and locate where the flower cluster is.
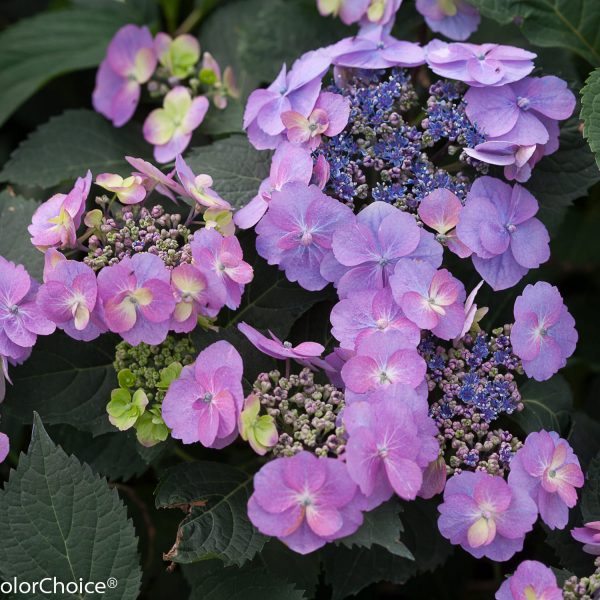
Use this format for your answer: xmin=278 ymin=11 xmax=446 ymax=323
xmin=93 ymin=25 xmax=239 ymax=161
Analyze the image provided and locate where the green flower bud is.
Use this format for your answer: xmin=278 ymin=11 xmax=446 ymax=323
xmin=157 ymin=361 xmax=183 ymax=390
xmin=106 ymin=388 xmax=148 ymax=431
xmin=135 ymin=407 xmax=169 ymax=447
xmin=239 ymin=394 xmax=278 ymax=455
xmin=118 ymin=368 xmax=136 ymax=389
xmin=199 ymin=67 xmax=218 ymax=86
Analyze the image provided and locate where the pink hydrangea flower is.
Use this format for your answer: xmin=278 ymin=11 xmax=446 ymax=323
xmin=508 ymin=430 xmax=583 ymax=530
xmin=330 ymin=287 xmax=420 ymax=351
xmin=162 ymin=341 xmax=243 ymax=448
xmin=456 ymin=176 xmax=550 ymax=291
xmin=438 ymin=470 xmax=537 ymax=561
xmin=202 ymin=52 xmax=240 ymax=109
xmin=37 ymin=256 xmax=106 ymax=342
xmin=143 ymin=87 xmax=209 ymax=163
xmin=234 ymin=142 xmax=314 ymax=229
xmin=0 ymin=432 xmax=8 ymax=464
xmin=190 ymin=228 xmax=253 ymax=310
xmin=255 ymin=182 xmax=354 ymax=291
xmin=93 ymin=25 xmax=157 ymax=127
xmin=281 ymin=91 xmax=350 ymax=150
xmin=390 ymin=259 xmax=466 ymax=340
xmin=244 ymin=50 xmax=331 ymax=150
xmin=458 ymin=280 xmax=487 ymax=339
xmin=425 ymin=40 xmax=536 ymax=87
xmin=125 ymin=156 xmax=185 ymax=201
xmin=330 ymin=26 xmax=425 ymax=69
xmin=29 ymin=171 xmax=92 ymax=250
xmin=317 ymin=0 xmax=402 ymax=26
xmin=417 ymin=188 xmax=471 ymax=258
xmin=344 ymin=385 xmax=438 ymax=507
xmin=324 ymin=346 xmax=355 ymax=388
xmin=416 ymin=0 xmax=480 ymax=41
xmin=341 ymin=331 xmax=426 ymax=395
xmin=495 ymin=560 xmax=562 ymax=600
xmin=322 ymin=201 xmax=442 ymax=298
xmin=247 ymin=451 xmax=363 ymax=554
xmin=0 ymin=355 xmax=10 ymax=403
xmin=510 ymin=282 xmax=577 ymax=381
xmin=154 ymin=33 xmax=200 ymax=80
xmin=572 ymin=521 xmax=600 ymax=555
xmin=96 ymin=253 xmax=175 ymax=346
xmin=175 ymin=155 xmax=230 ymax=211
xmin=420 ymin=456 xmax=447 ymax=499
xmin=96 ymin=172 xmax=146 ymax=205
xmin=0 ymin=257 xmax=55 ymax=361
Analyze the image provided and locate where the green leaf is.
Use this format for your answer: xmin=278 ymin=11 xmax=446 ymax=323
xmin=0 ymin=2 xmax=145 ymax=127
xmin=468 ymin=0 xmax=600 ymax=66
xmin=183 ymin=559 xmax=307 ymax=600
xmin=155 ymin=461 xmax=267 ymax=566
xmin=568 ymin=411 xmax=600 ymax=471
xmin=527 ymin=117 xmax=600 ymax=234
xmin=581 ymin=451 xmax=600 ymax=522
xmin=199 ymin=100 xmax=244 ymax=136
xmin=219 ymin=230 xmax=334 ymax=338
xmin=0 ymin=413 xmax=141 ymax=599
xmin=0 ymin=190 xmax=43 ymax=280
xmin=581 ymin=67 xmax=600 ymax=168
xmin=509 ymin=375 xmax=573 ymax=435
xmin=3 ymin=331 xmax=117 ymax=436
xmin=185 ymin=135 xmax=271 ymax=208
xmin=338 ymin=498 xmax=413 ymax=559
xmin=0 ymin=109 xmax=151 ymax=189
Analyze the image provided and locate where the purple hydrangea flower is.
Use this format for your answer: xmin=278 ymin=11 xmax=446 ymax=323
xmin=96 ymin=172 xmax=146 ymax=205
xmin=244 ymin=50 xmax=331 ymax=150
xmin=508 ymin=430 xmax=583 ymax=530
xmin=190 ymin=228 xmax=253 ymax=310
xmin=322 ymin=201 xmax=442 ymax=298
xmin=330 ymin=287 xmax=420 ymax=350
xmin=0 ymin=432 xmax=8 ymax=464
xmin=330 ymin=26 xmax=425 ymax=69
xmin=175 ymin=155 xmax=230 ymax=211
xmin=341 ymin=330 xmax=426 ymax=394
xmin=255 ymin=182 xmax=354 ymax=291
xmin=464 ymin=76 xmax=575 ymax=148
xmin=510 ymin=282 xmax=577 ymax=381
xmin=96 ymin=253 xmax=175 ymax=346
xmin=0 ymin=257 xmax=55 ymax=361
xmin=416 ymin=0 xmax=480 ymax=41
xmin=344 ymin=384 xmax=439 ymax=507
xmin=234 ymin=142 xmax=314 ymax=229
xmin=390 ymin=259 xmax=466 ymax=340
xmin=143 ymin=87 xmax=209 ymax=163
xmin=438 ymin=470 xmax=538 ymax=561
xmin=38 ymin=255 xmax=106 ymax=341
xmin=317 ymin=0 xmax=402 ymax=26
xmin=162 ymin=340 xmax=243 ymax=448
xmin=93 ymin=25 xmax=157 ymax=127
xmin=425 ymin=40 xmax=536 ymax=87
xmin=125 ymin=156 xmax=186 ymax=201
xmin=572 ymin=521 xmax=600 ymax=555
xmin=456 ymin=176 xmax=550 ymax=291
xmin=29 ymin=171 xmax=92 ymax=250
xmin=281 ymin=91 xmax=350 ymax=150
xmin=247 ymin=451 xmax=363 ymax=554
xmin=495 ymin=560 xmax=562 ymax=600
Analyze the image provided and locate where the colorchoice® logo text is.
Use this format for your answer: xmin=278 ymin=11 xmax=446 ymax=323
xmin=0 ymin=577 xmax=117 ymax=595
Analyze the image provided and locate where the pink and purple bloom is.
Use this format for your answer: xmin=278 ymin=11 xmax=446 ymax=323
xmin=92 ymin=25 xmax=157 ymax=127
xmin=255 ymin=182 xmax=354 ymax=291
xmin=330 ymin=287 xmax=420 ymax=351
xmin=322 ymin=201 xmax=442 ymax=298
xmin=0 ymin=432 xmax=8 ymax=464
xmin=508 ymin=430 xmax=583 ymax=530
xmin=29 ymin=171 xmax=92 ymax=250
xmin=143 ymin=86 xmax=209 ymax=163
xmin=190 ymin=228 xmax=253 ymax=310
xmin=0 ymin=258 xmax=55 ymax=361
xmin=425 ymin=40 xmax=536 ymax=87
xmin=247 ymin=451 xmax=363 ymax=554
xmin=244 ymin=50 xmax=331 ymax=150
xmin=330 ymin=26 xmax=425 ymax=69
xmin=317 ymin=0 xmax=402 ymax=26
xmin=572 ymin=521 xmax=600 ymax=555
xmin=464 ymin=76 xmax=576 ymax=148
xmin=456 ymin=176 xmax=550 ymax=291
xmin=495 ymin=560 xmax=562 ymax=600
xmin=154 ymin=33 xmax=200 ymax=80
xmin=37 ymin=257 xmax=106 ymax=341
xmin=95 ymin=172 xmax=147 ymax=205
xmin=234 ymin=142 xmax=314 ymax=229
xmin=341 ymin=330 xmax=426 ymax=394
xmin=390 ymin=259 xmax=466 ymax=340
xmin=162 ymin=341 xmax=244 ymax=448
xmin=416 ymin=0 xmax=480 ymax=41
xmin=438 ymin=470 xmax=538 ymax=561
xmin=281 ymin=91 xmax=350 ymax=150
xmin=96 ymin=253 xmax=175 ymax=346
xmin=125 ymin=156 xmax=185 ymax=201
xmin=510 ymin=282 xmax=577 ymax=381
xmin=175 ymin=155 xmax=230 ymax=211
